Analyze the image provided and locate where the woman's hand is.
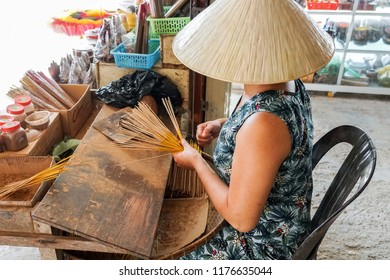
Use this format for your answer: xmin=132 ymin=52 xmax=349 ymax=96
xmin=173 ymin=139 xmax=203 ymax=170
xmin=196 ymin=118 xmax=226 ymax=147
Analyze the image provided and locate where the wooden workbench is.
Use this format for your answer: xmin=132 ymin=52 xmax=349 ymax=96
xmin=0 ymin=103 xmax=174 ymax=259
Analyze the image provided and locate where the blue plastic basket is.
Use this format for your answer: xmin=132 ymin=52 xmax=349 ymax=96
xmin=110 ymin=39 xmax=161 ymax=69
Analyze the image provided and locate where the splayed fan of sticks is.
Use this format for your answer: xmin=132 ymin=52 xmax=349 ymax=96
xmin=116 ymin=97 xmax=206 ymax=198
xmin=116 ymin=98 xmax=184 ymax=153
xmin=0 ymin=157 xmax=69 ymax=199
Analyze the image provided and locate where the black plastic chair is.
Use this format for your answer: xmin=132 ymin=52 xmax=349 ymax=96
xmin=291 ymin=125 xmax=377 ymax=260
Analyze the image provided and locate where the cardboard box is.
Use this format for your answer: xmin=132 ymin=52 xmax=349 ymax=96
xmin=0 ymin=112 xmax=63 ymax=157
xmin=57 ymin=84 xmax=92 ymax=138
xmin=0 ymin=156 xmax=54 ymax=233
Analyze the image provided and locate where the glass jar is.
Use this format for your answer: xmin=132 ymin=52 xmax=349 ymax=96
xmin=6 ymin=104 xmax=27 ymax=127
xmin=1 ymin=121 xmax=28 ymax=151
xmin=0 ymin=129 xmax=4 ymax=153
xmin=14 ymin=94 xmax=35 ymax=115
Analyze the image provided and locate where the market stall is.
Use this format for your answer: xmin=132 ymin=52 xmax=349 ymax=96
xmin=0 ymin=0 xmax=223 ymax=260
xmin=2 ymin=0 xmax=388 ymax=261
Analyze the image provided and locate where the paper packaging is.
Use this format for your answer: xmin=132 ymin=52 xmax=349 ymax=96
xmin=56 ymin=84 xmax=92 ymax=138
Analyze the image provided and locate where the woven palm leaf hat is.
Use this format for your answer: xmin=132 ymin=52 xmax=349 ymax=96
xmin=172 ymin=0 xmax=335 ymax=84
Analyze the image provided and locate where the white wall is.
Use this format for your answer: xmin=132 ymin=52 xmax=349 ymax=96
xmin=0 ymin=0 xmax=123 ymax=113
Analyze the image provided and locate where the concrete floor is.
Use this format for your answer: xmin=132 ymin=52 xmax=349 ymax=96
xmin=309 ymin=92 xmax=390 ymax=260
xmin=1 ymin=90 xmax=389 ymax=260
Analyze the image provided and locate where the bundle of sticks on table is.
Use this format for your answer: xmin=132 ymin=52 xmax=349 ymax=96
xmin=9 ymin=70 xmax=76 ymax=110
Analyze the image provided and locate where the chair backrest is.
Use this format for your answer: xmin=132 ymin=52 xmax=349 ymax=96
xmin=291 ymin=125 xmax=377 ymax=260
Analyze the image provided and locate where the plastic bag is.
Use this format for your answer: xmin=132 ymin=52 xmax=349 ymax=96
xmin=59 ymin=54 xmax=72 ymax=83
xmin=122 ymin=30 xmax=137 ymax=53
xmin=95 ymin=70 xmax=183 ymax=112
xmin=93 ymin=19 xmax=113 ymax=63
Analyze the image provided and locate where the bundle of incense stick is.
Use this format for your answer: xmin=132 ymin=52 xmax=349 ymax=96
xmin=165 ymin=138 xmax=205 ymax=198
xmin=0 ymin=157 xmax=69 ymax=199
xmin=20 ymin=70 xmax=76 ymax=110
xmin=164 ymin=0 xmax=189 ymax=18
xmin=8 ymin=85 xmax=57 ymax=110
xmin=117 ymin=97 xmax=184 ymax=152
xmin=117 ymin=97 xmax=206 ymax=198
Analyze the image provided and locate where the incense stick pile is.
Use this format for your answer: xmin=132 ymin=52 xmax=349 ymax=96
xmin=8 ymin=85 xmax=56 ymax=110
xmin=117 ymin=98 xmax=184 ymax=152
xmin=19 ymin=70 xmax=76 ymax=110
xmin=117 ymin=97 xmax=206 ymax=198
xmin=0 ymin=157 xmax=69 ymax=199
xmin=165 ymin=144 xmax=205 ymax=198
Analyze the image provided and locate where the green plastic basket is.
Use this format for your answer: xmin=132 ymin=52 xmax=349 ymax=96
xmin=147 ymin=16 xmax=190 ymax=36
xmin=148 ymin=6 xmax=190 ymax=38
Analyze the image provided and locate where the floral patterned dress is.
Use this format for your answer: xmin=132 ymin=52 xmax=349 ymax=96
xmin=180 ymin=79 xmax=314 ymax=260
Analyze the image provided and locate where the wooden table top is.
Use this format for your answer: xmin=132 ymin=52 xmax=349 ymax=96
xmin=32 ymin=104 xmax=172 ymax=258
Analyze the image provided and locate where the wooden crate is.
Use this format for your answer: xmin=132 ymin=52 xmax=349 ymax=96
xmin=160 ymin=35 xmax=186 ymax=67
xmin=0 ymin=156 xmax=54 ymax=233
xmin=0 ymin=112 xmax=63 ymax=157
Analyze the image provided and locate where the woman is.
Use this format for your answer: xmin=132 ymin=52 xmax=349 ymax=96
xmin=171 ymin=0 xmax=335 ymax=259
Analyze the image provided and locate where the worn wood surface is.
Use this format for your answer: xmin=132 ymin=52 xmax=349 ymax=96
xmin=0 ymin=206 xmax=35 ymax=233
xmin=0 ymin=231 xmax=132 ymax=254
xmin=151 ymin=198 xmax=208 ymax=257
xmin=32 ymin=104 xmax=173 ymax=258
xmin=0 ymin=113 xmax=63 ymax=158
xmin=0 ymin=156 xmax=54 ymax=207
xmin=160 ymin=35 xmax=186 ymax=67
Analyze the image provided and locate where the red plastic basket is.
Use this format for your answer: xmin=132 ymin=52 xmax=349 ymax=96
xmin=307 ymin=1 xmax=339 ymax=10
xmin=51 ymin=20 xmax=102 ymax=36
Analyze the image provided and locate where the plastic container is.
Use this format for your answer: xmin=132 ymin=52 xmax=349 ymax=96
xmin=14 ymin=95 xmax=35 ymax=115
xmin=307 ymin=1 xmax=339 ymax=10
xmin=147 ymin=15 xmax=190 ymax=36
xmin=0 ymin=115 xmax=15 ymax=126
xmin=0 ymin=129 xmax=4 ymax=152
xmin=110 ymin=39 xmax=161 ymax=69
xmin=1 ymin=121 xmax=28 ymax=151
xmin=6 ymin=104 xmax=27 ymax=125
xmin=25 ymin=111 xmax=51 ymax=131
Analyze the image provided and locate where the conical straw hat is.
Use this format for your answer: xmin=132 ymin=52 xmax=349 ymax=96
xmin=173 ymin=0 xmax=335 ymax=84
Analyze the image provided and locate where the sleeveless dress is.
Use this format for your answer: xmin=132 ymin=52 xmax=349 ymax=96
xmin=180 ymin=80 xmax=314 ymax=260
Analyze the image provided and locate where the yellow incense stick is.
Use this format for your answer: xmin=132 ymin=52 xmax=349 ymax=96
xmin=0 ymin=157 xmax=70 ymax=199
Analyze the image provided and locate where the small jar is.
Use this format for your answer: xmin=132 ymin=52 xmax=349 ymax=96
xmin=14 ymin=95 xmax=35 ymax=115
xmin=6 ymin=104 xmax=27 ymax=127
xmin=0 ymin=128 xmax=4 ymax=153
xmin=0 ymin=115 xmax=15 ymax=126
xmin=1 ymin=121 xmax=28 ymax=151
xmin=0 ymin=115 xmax=14 ymax=152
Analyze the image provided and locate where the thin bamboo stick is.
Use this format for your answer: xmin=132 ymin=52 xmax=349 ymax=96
xmin=26 ymin=70 xmax=74 ymax=109
xmin=0 ymin=157 xmax=69 ymax=199
xmin=114 ymin=97 xmax=207 ymax=198
xmin=21 ymin=75 xmax=68 ymax=110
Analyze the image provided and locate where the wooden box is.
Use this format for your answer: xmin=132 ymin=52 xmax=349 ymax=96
xmin=0 ymin=112 xmax=63 ymax=157
xmin=55 ymin=84 xmax=93 ymax=138
xmin=0 ymin=156 xmax=54 ymax=233
xmin=160 ymin=35 xmax=185 ymax=67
